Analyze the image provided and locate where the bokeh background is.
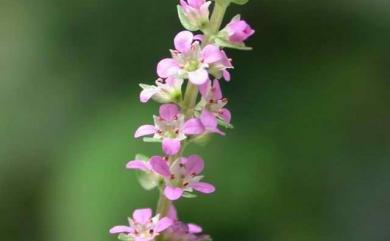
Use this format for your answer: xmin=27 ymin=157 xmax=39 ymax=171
xmin=1 ymin=0 xmax=389 ymax=241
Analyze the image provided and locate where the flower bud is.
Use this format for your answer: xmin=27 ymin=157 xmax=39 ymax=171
xmin=177 ymin=0 xmax=211 ymax=31
xmin=221 ymin=15 xmax=255 ymax=44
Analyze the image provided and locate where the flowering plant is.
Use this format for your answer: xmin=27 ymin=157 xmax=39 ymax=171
xmin=110 ymin=0 xmax=254 ymax=240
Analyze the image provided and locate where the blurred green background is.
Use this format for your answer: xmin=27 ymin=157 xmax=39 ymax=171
xmin=0 ymin=0 xmax=389 ymax=241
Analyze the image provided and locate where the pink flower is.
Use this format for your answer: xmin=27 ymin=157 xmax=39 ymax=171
xmin=139 ymin=77 xmax=183 ymax=103
xmin=157 ymin=31 xmax=227 ymax=85
xmin=109 ymin=208 xmax=173 ymax=241
xmin=178 ymin=0 xmax=211 ymax=31
xmin=208 ymin=50 xmax=233 ymax=81
xmin=222 ymin=15 xmax=255 ymax=44
xmin=150 ymin=155 xmax=215 ymax=200
xmin=162 ymin=205 xmax=211 ymax=241
xmin=199 ymin=110 xmax=225 ymax=135
xmin=198 ymin=79 xmax=231 ymax=124
xmin=134 ymin=104 xmax=204 ymax=155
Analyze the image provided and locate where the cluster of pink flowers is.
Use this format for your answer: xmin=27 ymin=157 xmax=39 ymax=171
xmin=110 ymin=1 xmax=253 ymax=241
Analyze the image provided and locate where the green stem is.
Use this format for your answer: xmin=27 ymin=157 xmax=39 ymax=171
xmin=210 ymin=0 xmax=230 ymax=34
xmin=203 ymin=0 xmax=230 ymax=45
xmin=156 ymin=192 xmax=171 ymax=217
xmin=182 ymin=82 xmax=199 ymax=118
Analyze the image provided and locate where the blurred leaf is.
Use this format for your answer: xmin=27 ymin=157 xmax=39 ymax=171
xmin=231 ymin=0 xmax=249 ymax=5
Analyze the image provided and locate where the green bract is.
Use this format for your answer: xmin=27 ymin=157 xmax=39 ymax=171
xmin=215 ymin=37 xmax=252 ymax=50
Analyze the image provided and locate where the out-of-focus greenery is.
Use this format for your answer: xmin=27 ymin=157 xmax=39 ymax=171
xmin=0 ymin=0 xmax=389 ymax=241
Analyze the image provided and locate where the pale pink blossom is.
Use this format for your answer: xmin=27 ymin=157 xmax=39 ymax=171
xmin=109 ymin=208 xmax=173 ymax=241
xmin=157 ymin=31 xmax=230 ymax=85
xmin=150 ymin=155 xmax=215 ymax=200
xmin=134 ymin=104 xmax=204 ymax=155
xmin=139 ymin=77 xmax=183 ymax=103
xmin=162 ymin=205 xmax=211 ymax=241
xmin=198 ymin=79 xmax=231 ymax=124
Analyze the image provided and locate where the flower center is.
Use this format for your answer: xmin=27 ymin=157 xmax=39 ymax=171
xmin=184 ymin=60 xmax=199 ymax=72
xmin=133 ymin=222 xmax=154 ymax=239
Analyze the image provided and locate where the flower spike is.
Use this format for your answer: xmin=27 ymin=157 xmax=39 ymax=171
xmin=111 ymin=1 xmax=254 ymax=240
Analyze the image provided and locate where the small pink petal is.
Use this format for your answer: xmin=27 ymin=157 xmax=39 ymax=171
xmin=133 ymin=208 xmax=152 ymax=224
xmin=222 ymin=70 xmax=231 ymax=81
xmin=162 ymin=138 xmax=181 ymax=156
xmin=212 ymin=79 xmax=222 ymax=100
xmin=174 ymin=31 xmax=193 ymax=53
xmin=188 ymin=0 xmax=204 ymax=8
xmin=134 ymin=125 xmax=156 ymax=138
xmin=126 ymin=160 xmax=149 ymax=171
xmin=167 ymin=205 xmax=178 ymax=221
xmin=109 ymin=225 xmax=133 ymax=234
xmin=139 ymin=88 xmax=158 ymax=103
xmin=150 ymin=156 xmax=170 ymax=177
xmin=193 ymin=34 xmax=204 ymax=42
xmin=185 ymin=155 xmax=204 ymax=175
xmin=159 ymin=104 xmax=179 ymax=121
xmin=198 ymin=79 xmax=211 ymax=97
xmin=188 ymin=223 xmax=202 ymax=234
xmin=157 ymin=58 xmax=180 ymax=78
xmin=220 ymin=108 xmax=231 ymax=123
xmin=191 ymin=182 xmax=215 ymax=194
xmin=164 ymin=186 xmax=184 ymax=200
xmin=182 ymin=118 xmax=205 ymax=135
xmin=155 ymin=217 xmax=173 ymax=233
xmin=201 ymin=44 xmax=223 ymax=64
xmin=188 ymin=68 xmax=209 ymax=85
xmin=200 ymin=110 xmax=217 ymax=129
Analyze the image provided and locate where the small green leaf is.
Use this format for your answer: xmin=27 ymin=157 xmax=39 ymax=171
xmin=190 ymin=134 xmax=211 ymax=146
xmin=177 ymin=5 xmax=198 ymax=31
xmin=143 ymin=137 xmax=162 ymax=143
xmin=182 ymin=192 xmax=197 ymax=198
xmin=218 ymin=119 xmax=234 ymax=129
xmin=135 ymin=153 xmax=148 ymax=161
xmin=137 ymin=172 xmax=159 ymax=190
xmin=231 ymin=0 xmax=249 ymax=5
xmin=118 ymin=233 xmax=133 ymax=241
xmin=215 ymin=37 xmax=253 ymax=51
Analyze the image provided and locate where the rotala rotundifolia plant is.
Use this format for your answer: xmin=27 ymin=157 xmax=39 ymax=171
xmin=109 ymin=0 xmax=254 ymax=240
